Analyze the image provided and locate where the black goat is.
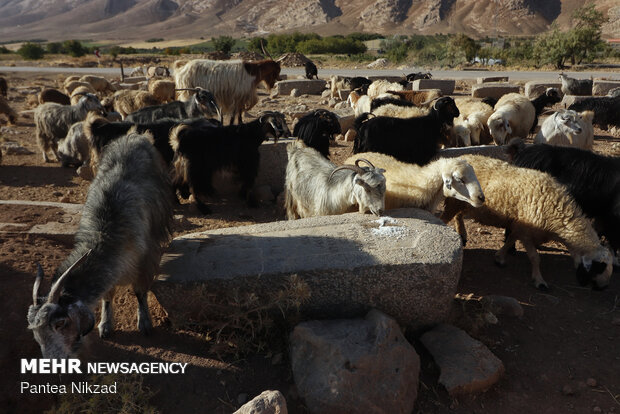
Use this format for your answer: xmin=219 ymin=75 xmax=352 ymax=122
xmin=169 ymin=112 xmax=291 ymax=214
xmin=293 ymin=109 xmax=341 ymax=159
xmin=125 ymin=88 xmax=220 ymax=124
xmin=507 ymin=138 xmax=620 ymax=257
xmin=398 ymin=72 xmax=432 ymax=86
xmin=349 ymin=77 xmax=372 ymax=91
xmin=370 ymin=96 xmax=415 ymax=111
xmin=481 ymin=96 xmax=498 ymax=107
xmin=27 ymin=132 xmax=173 ymax=357
xmin=353 ymin=96 xmax=460 ymax=165
xmin=568 ymin=95 xmax=620 ymax=131
xmin=305 ymin=61 xmax=318 ymax=79
xmin=530 ymin=87 xmax=562 ymax=132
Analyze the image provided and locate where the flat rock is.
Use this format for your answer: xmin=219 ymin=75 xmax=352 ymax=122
xmin=367 ymin=75 xmax=403 ymax=83
xmin=273 ymin=80 xmax=327 ymax=96
xmin=593 ymin=80 xmax=620 ymax=96
xmin=420 ymin=324 xmax=504 ymax=396
xmin=233 ymin=390 xmax=287 ymax=414
xmin=477 ymin=76 xmax=508 ymax=84
xmin=290 ymin=309 xmax=420 ymax=414
xmin=1 ymin=141 xmax=34 ymax=155
xmin=524 ymin=81 xmax=563 ymax=99
xmin=471 ymin=83 xmax=520 ymax=100
xmin=0 ymin=200 xmax=82 ymax=243
xmin=154 ymin=208 xmax=463 ymax=330
xmin=413 ymin=79 xmax=455 ymax=95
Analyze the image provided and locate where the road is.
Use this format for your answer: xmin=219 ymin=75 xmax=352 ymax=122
xmin=1 ymin=65 xmax=618 ymax=81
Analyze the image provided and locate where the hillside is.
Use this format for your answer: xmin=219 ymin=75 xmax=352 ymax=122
xmin=0 ymin=0 xmax=617 ymax=42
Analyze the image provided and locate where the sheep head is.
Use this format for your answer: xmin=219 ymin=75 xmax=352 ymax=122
xmin=440 ymin=158 xmax=485 ymax=208
xmin=27 ymin=251 xmax=94 ymax=358
xmin=576 ymin=246 xmax=613 ymax=290
xmin=488 ymin=114 xmax=512 ymax=145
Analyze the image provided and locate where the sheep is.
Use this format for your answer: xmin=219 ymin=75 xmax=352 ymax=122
xmin=371 ymin=103 xmax=428 ymax=119
xmin=174 ymin=59 xmax=280 ymax=124
xmin=38 ymin=88 xmax=71 ymax=106
xmin=148 ymin=79 xmax=175 ymax=103
xmin=305 ymin=61 xmax=318 ymax=79
xmin=63 ymin=75 xmax=80 ymax=88
xmin=559 ymin=73 xmax=593 ymax=96
xmin=78 ymin=75 xmax=115 ymax=94
xmin=64 ymin=81 xmax=96 ymax=96
xmin=367 ymin=80 xmax=404 ymax=98
xmin=507 ymin=138 xmax=620 ymax=263
xmin=385 ymin=89 xmax=442 ymax=106
xmin=487 ymin=93 xmax=536 ymax=145
xmin=529 ymin=87 xmax=562 ymax=132
xmin=441 ymin=154 xmax=613 ymax=290
xmin=27 ymin=131 xmax=173 ymax=357
xmin=34 ymin=93 xmax=104 ymax=162
xmin=534 ymin=110 xmax=594 ymax=150
xmin=285 ymin=141 xmax=386 ymax=219
xmin=0 ymin=76 xmax=7 ymax=98
xmin=125 ymin=88 xmax=220 ymax=124
xmin=345 ymin=152 xmax=485 ymax=212
xmin=106 ymin=90 xmax=161 ymax=119
xmin=70 ymin=86 xmax=100 ymax=105
xmin=145 ymin=65 xmax=170 ymax=78
xmin=0 ymin=95 xmax=18 ymax=125
xmin=568 ymin=95 xmax=620 ymax=131
xmin=452 ymin=97 xmax=494 ymax=147
xmin=169 ymin=111 xmax=290 ymax=213
xmin=353 ymin=96 xmax=460 ymax=165
xmin=293 ymin=109 xmax=341 ymax=159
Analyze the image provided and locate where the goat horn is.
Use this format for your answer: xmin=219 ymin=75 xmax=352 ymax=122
xmin=329 ymin=164 xmax=365 ymax=181
xmin=47 ymin=249 xmax=92 ymax=304
xmin=260 ymin=39 xmax=274 ymax=61
xmin=419 ymin=98 xmax=435 ymax=107
xmin=33 ymin=263 xmax=44 ymax=306
xmin=174 ymin=88 xmax=199 ymax=92
xmin=355 ymin=158 xmax=376 ymax=169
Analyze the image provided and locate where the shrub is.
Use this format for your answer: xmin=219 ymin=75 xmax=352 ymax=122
xmin=62 ymin=40 xmax=87 ymax=57
xmin=17 ymin=42 xmax=45 ymax=60
xmin=46 ymin=42 xmax=63 ymax=54
xmin=0 ymin=46 xmax=11 ymax=54
xmin=212 ymin=35 xmax=235 ymax=54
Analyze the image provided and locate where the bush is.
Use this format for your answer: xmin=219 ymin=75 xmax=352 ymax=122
xmin=212 ymin=35 xmax=235 ymax=54
xmin=46 ymin=42 xmax=63 ymax=54
xmin=0 ymin=46 xmax=11 ymax=54
xmin=62 ymin=40 xmax=87 ymax=57
xmin=297 ymin=37 xmax=367 ymax=55
xmin=17 ymin=42 xmax=45 ymax=60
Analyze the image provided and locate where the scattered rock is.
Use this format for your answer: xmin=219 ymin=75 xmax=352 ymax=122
xmin=480 ymin=295 xmax=524 ymax=317
xmin=276 ymin=52 xmax=311 ymax=67
xmin=1 ymin=141 xmax=34 ymax=155
xmin=327 ymin=98 xmax=337 ymax=108
xmin=586 ymin=378 xmax=597 ymax=387
xmin=290 ymin=309 xmax=420 ymax=414
xmin=290 ymin=89 xmax=301 ymax=98
xmin=367 ymin=58 xmax=388 ymax=69
xmin=233 ymin=390 xmax=287 ymax=414
xmin=420 ymin=324 xmax=504 ymax=396
xmin=321 ymin=89 xmax=331 ymax=98
xmin=334 ymin=101 xmax=347 ymax=110
xmin=0 ymin=127 xmax=20 ymax=136
xmin=344 ymin=129 xmax=357 ymax=142
xmin=282 ymin=104 xmax=309 ymax=119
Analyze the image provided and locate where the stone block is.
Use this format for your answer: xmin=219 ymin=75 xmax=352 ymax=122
xmin=153 ymin=208 xmax=463 ymax=331
xmin=477 ymin=76 xmax=508 ymax=84
xmin=524 ymin=81 xmax=563 ymax=99
xmin=412 ymin=79 xmax=455 ymax=95
xmin=471 ymin=83 xmax=520 ymax=100
xmin=438 ymin=145 xmax=510 ymax=162
xmin=367 ymin=75 xmax=403 ymax=83
xmin=233 ymin=390 xmax=287 ymax=414
xmin=273 ymin=80 xmax=327 ymax=96
xmin=593 ymin=80 xmax=620 ymax=96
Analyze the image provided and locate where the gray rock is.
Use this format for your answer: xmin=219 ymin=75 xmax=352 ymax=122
xmin=328 ymin=98 xmax=337 ymax=108
xmin=290 ymin=309 xmax=420 ymax=414
xmin=273 ymin=80 xmax=327 ymax=96
xmin=413 ymin=79 xmax=455 ymax=95
xmin=524 ymin=81 xmax=563 ymax=99
xmin=471 ymin=83 xmax=520 ymax=100
xmin=290 ymin=89 xmax=301 ymax=98
xmin=154 ymin=208 xmax=463 ymax=330
xmin=438 ymin=145 xmax=510 ymax=161
xmin=480 ymin=295 xmax=524 ymax=317
xmin=282 ymin=104 xmax=310 ymax=119
xmin=1 ymin=141 xmax=34 ymax=155
xmin=477 ymin=76 xmax=509 ymax=84
xmin=421 ymin=324 xmax=504 ymax=396
xmin=321 ymin=89 xmax=332 ymax=99
xmin=233 ymin=390 xmax=287 ymax=414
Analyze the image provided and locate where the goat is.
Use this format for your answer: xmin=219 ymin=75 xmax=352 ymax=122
xmin=385 ymin=89 xmax=442 ymax=107
xmin=367 ymin=80 xmax=404 ymax=98
xmin=148 ymin=79 xmax=176 ymax=103
xmin=534 ymin=110 xmax=594 ymax=150
xmin=285 ymin=141 xmax=386 ymax=219
xmin=487 ymin=93 xmax=535 ymax=145
xmin=34 ymin=93 xmax=104 ymax=162
xmin=0 ymin=95 xmax=18 ymax=125
xmin=397 ymin=72 xmax=432 ymax=87
xmin=568 ymin=95 xmax=620 ymax=131
xmin=508 ymin=138 xmax=620 ymax=263
xmin=0 ymin=76 xmax=7 ymax=98
xmin=70 ymin=86 xmax=99 ymax=105
xmin=125 ymin=88 xmax=220 ymax=124
xmin=529 ymin=87 xmax=562 ymax=132
xmin=559 ymin=73 xmax=593 ymax=96
xmin=58 ymin=121 xmax=90 ymax=168
xmin=441 ymin=154 xmax=613 ymax=290
xmin=305 ymin=61 xmax=318 ymax=79
xmin=353 ymin=96 xmax=460 ymax=165
xmin=27 ymin=132 xmax=173 ymax=358
xmin=345 ymin=152 xmax=484 ymax=212
xmin=370 ymin=96 xmax=416 ymax=112
xmin=174 ymin=59 xmax=280 ymax=124
xmin=39 ymin=88 xmax=71 ymax=106
xmin=347 ymin=90 xmax=373 ymax=117
xmin=169 ymin=112 xmax=290 ymax=213
xmin=293 ymin=109 xmax=341 ymax=159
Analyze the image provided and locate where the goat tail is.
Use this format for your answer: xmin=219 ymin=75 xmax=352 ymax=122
xmin=169 ymin=124 xmax=189 ymax=153
xmin=505 ymin=137 xmax=526 ymax=161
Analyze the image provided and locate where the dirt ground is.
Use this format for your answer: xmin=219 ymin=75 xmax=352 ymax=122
xmin=1 ymin=70 xmax=619 ymax=414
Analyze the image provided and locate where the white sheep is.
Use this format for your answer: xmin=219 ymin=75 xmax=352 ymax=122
xmin=441 ymin=154 xmax=613 ymax=290
xmin=78 ymin=75 xmax=116 ymax=94
xmin=534 ymin=110 xmax=594 ymax=150
xmin=148 ymin=79 xmax=175 ymax=103
xmin=487 ymin=93 xmax=535 ymax=145
xmin=452 ymin=98 xmax=494 ymax=146
xmin=345 ymin=152 xmax=485 ymax=213
xmin=105 ymin=90 xmax=160 ymax=119
xmin=367 ymin=80 xmax=404 ymax=98
xmin=371 ymin=104 xmax=428 ymax=119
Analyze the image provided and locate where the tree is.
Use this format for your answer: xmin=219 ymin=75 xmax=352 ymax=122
xmin=212 ymin=36 xmax=235 ymax=54
xmin=46 ymin=42 xmax=63 ymax=54
xmin=566 ymin=4 xmax=607 ymax=64
xmin=452 ymin=34 xmax=480 ymax=63
xmin=63 ymin=40 xmax=87 ymax=57
xmin=18 ymin=42 xmax=45 ymax=60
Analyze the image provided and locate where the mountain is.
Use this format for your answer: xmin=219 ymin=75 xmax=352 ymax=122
xmin=0 ymin=0 xmax=617 ymax=42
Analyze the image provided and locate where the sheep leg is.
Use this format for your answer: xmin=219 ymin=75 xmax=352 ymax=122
xmin=495 ymin=231 xmax=519 ymax=267
xmin=504 ymin=228 xmax=517 ymax=255
xmin=98 ymin=290 xmax=115 ymax=338
xmin=520 ymin=238 xmax=548 ymax=291
xmin=37 ymin=133 xmax=52 ymax=163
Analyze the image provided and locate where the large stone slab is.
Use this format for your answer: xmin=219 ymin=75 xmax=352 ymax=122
xmin=412 ymin=79 xmax=455 ymax=95
xmin=0 ymin=200 xmax=82 ymax=243
xmin=524 ymin=81 xmax=562 ymax=99
xmin=153 ymin=208 xmax=463 ymax=330
xmin=273 ymin=80 xmax=327 ymax=96
xmin=593 ymin=80 xmax=620 ymax=96
xmin=367 ymin=75 xmax=403 ymax=83
xmin=471 ymin=83 xmax=520 ymax=100
xmin=290 ymin=309 xmax=420 ymax=414
xmin=477 ymin=76 xmax=508 ymax=84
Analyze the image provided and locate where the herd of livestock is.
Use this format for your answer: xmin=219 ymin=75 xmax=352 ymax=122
xmin=0 ymin=56 xmax=617 ymax=359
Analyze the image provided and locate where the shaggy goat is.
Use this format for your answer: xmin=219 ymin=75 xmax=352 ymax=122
xmin=345 ymin=152 xmax=485 ymax=212
xmin=353 ymin=96 xmax=460 ymax=165
xmin=58 ymin=121 xmax=90 ymax=167
xmin=174 ymin=59 xmax=280 ymax=124
xmin=27 ymin=132 xmax=173 ymax=357
xmin=34 ymin=93 xmax=104 ymax=162
xmin=293 ymin=109 xmax=341 ymax=158
xmin=398 ymin=72 xmax=432 ymax=86
xmin=0 ymin=95 xmax=18 ymax=125
xmin=508 ymin=138 xmax=620 ymax=262
xmin=534 ymin=110 xmax=594 ymax=150
xmin=70 ymin=86 xmax=99 ymax=105
xmin=285 ymin=141 xmax=386 ymax=219
xmin=169 ymin=112 xmax=290 ymax=213
xmin=367 ymin=80 xmax=404 ymax=98
xmin=125 ymin=88 xmax=220 ymax=124
xmin=441 ymin=154 xmax=613 ymax=290
xmin=487 ymin=93 xmax=536 ymax=145
xmin=305 ymin=61 xmax=318 ymax=79
xmin=39 ymin=88 xmax=71 ymax=106
xmin=64 ymin=81 xmax=96 ymax=96
xmin=568 ymin=95 xmax=620 ymax=132
xmin=145 ymin=66 xmax=170 ymax=78
xmin=559 ymin=73 xmax=593 ymax=96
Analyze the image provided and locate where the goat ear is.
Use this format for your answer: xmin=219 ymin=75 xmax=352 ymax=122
xmin=581 ymin=256 xmax=592 ymax=271
xmin=354 ymin=177 xmax=371 ymax=191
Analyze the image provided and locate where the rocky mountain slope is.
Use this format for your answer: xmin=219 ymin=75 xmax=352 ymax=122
xmin=0 ymin=0 xmax=617 ymax=42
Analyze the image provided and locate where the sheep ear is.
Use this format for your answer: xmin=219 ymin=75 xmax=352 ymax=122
xmin=504 ymin=119 xmax=512 ymax=134
xmin=442 ymin=174 xmax=452 ymax=190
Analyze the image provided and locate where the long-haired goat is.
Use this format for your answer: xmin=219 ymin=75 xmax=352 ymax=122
xmin=125 ymin=88 xmax=220 ymax=124
xmin=285 ymin=141 xmax=386 ymax=219
xmin=174 ymin=59 xmax=280 ymax=124
xmin=305 ymin=61 xmax=318 ymax=79
xmin=559 ymin=73 xmax=593 ymax=96
xmin=568 ymin=95 xmax=620 ymax=132
xmin=169 ymin=112 xmax=290 ymax=213
xmin=0 ymin=95 xmax=18 ymax=125
xmin=534 ymin=110 xmax=594 ymax=150
xmin=27 ymin=132 xmax=173 ymax=358
xmin=0 ymin=77 xmax=7 ymax=98
xmin=293 ymin=109 xmax=341 ymax=159
xmin=353 ymin=96 xmax=460 ymax=165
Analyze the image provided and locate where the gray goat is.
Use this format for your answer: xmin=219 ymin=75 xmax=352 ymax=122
xmin=27 ymin=132 xmax=173 ymax=358
xmin=559 ymin=73 xmax=592 ymax=96
xmin=35 ymin=93 xmax=104 ymax=162
xmin=58 ymin=121 xmax=90 ymax=167
xmin=285 ymin=140 xmax=386 ymax=219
